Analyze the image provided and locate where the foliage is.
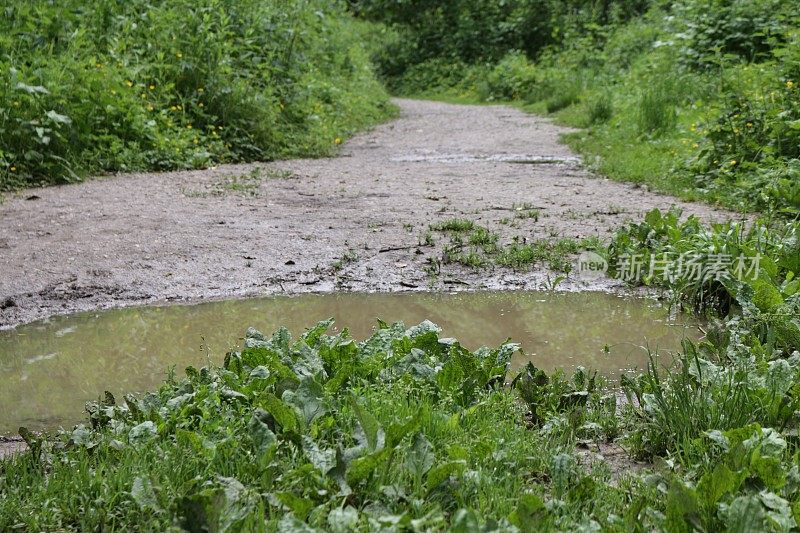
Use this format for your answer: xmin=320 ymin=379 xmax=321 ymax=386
xmin=0 ymin=0 xmax=394 ymax=189
xmin=0 ymin=320 xmax=627 ymax=530
xmin=352 ymin=0 xmax=651 ymax=85
xmin=4 ymin=318 xmax=800 ymax=530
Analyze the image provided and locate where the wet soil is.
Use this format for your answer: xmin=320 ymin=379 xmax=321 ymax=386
xmin=0 ymin=99 xmax=736 ymax=330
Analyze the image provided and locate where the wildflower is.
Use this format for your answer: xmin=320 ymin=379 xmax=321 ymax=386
xmin=198 ymin=103 xmax=204 ymax=108
xmin=693 ymin=143 xmax=699 ymax=148
xmin=788 ymin=80 xmax=795 ymax=89
xmin=334 ymin=137 xmax=342 ymax=145
xmin=10 ymin=166 xmax=16 ymax=172
xmin=170 ymin=105 xmax=178 ymax=111
xmin=186 ymin=124 xmax=192 ymax=129
xmin=746 ymin=122 xmax=753 ymax=128
xmin=126 ymin=80 xmax=133 ymax=87
xmin=95 ymin=63 xmax=103 ymax=69
xmin=197 ymin=88 xmax=204 ymax=94
xmin=147 ymin=105 xmax=154 ymax=112
xmin=176 ymin=52 xmax=183 ymax=59
xmin=730 ymin=160 xmax=737 ymax=166
xmin=111 ymin=90 xmax=117 ymax=95
xmin=149 ymin=85 xmax=155 ymax=90
xmin=141 ymin=93 xmax=146 ymax=99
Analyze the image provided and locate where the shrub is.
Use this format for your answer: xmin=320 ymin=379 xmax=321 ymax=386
xmin=0 ymin=0 xmax=393 ymax=189
xmin=673 ymin=0 xmax=794 ymax=69
xmin=478 ymin=51 xmax=539 ymax=101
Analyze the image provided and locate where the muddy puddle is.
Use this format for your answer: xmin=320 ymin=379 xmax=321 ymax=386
xmin=0 ymin=291 xmax=700 ymax=434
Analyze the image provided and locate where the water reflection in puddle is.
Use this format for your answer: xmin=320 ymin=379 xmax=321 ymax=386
xmin=0 ymin=291 xmax=699 ymax=433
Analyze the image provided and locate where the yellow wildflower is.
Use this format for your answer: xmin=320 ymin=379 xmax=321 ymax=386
xmin=10 ymin=166 xmax=16 ymax=172
xmin=730 ymin=160 xmax=737 ymax=166
xmin=176 ymin=52 xmax=183 ymax=58
xmin=197 ymin=88 xmax=204 ymax=94
xmin=126 ymin=80 xmax=133 ymax=87
xmin=186 ymin=124 xmax=192 ymax=129
xmin=149 ymin=85 xmax=155 ymax=90
xmin=334 ymin=137 xmax=342 ymax=145
xmin=198 ymin=103 xmax=204 ymax=108
xmin=788 ymin=80 xmax=795 ymax=89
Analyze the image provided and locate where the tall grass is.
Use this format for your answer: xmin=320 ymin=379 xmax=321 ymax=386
xmin=636 ymin=82 xmax=678 ymax=135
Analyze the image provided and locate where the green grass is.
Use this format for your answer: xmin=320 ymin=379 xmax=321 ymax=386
xmin=429 ymin=218 xmax=476 ymax=233
xmin=429 ymin=218 xmax=584 ymax=273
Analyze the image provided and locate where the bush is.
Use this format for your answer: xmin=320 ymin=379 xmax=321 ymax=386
xmin=673 ymin=0 xmax=795 ymax=69
xmin=478 ymin=51 xmax=539 ymax=101
xmin=0 ymin=0 xmax=394 ymax=189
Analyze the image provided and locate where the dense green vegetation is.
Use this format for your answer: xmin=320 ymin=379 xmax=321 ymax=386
xmin=358 ymin=0 xmax=800 ymax=216
xmin=3 ymin=0 xmax=800 ymax=530
xmin=0 ymin=0 xmax=393 ymax=189
xmin=2 ymin=308 xmax=799 ymax=530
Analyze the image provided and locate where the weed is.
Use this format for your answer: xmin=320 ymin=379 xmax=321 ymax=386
xmin=587 ymin=93 xmax=614 ymax=124
xmin=636 ymin=82 xmax=678 ymax=135
xmin=430 ymin=218 xmax=475 ymax=232
xmin=212 ymin=168 xmax=264 ymax=197
xmin=496 ymin=237 xmax=579 ymax=271
xmin=264 ymin=169 xmax=295 ymax=180
xmin=468 ymin=227 xmax=499 ymax=248
xmin=331 ymin=249 xmax=359 ymax=271
xmin=513 ymin=203 xmax=540 ymax=221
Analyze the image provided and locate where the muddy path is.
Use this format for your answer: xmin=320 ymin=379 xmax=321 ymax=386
xmin=0 ymin=99 xmax=735 ymax=329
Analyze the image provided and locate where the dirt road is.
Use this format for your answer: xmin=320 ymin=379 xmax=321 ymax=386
xmin=0 ymin=99 xmax=734 ymax=329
